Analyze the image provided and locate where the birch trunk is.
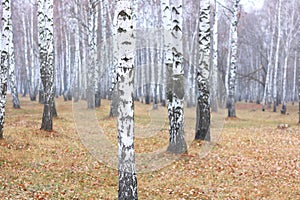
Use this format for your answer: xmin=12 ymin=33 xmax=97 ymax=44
xmin=7 ymin=1 xmax=20 ymax=109
xmin=80 ymin=3 xmax=87 ymax=100
xmin=227 ymin=0 xmax=240 ymax=117
xmin=87 ymin=0 xmax=97 ymax=109
xmin=211 ymin=0 xmax=218 ymax=112
xmin=94 ymin=3 xmax=101 ymax=107
xmin=100 ymin=0 xmax=108 ymax=99
xmin=225 ymin=22 xmax=232 ymax=107
xmin=195 ymin=0 xmax=211 ymax=141
xmin=272 ymin=0 xmax=282 ymax=112
xmin=298 ymin=56 xmax=300 ymax=123
xmin=166 ymin=0 xmax=187 ymax=153
xmin=73 ymin=1 xmax=81 ymax=103
xmin=114 ymin=1 xmax=138 ymax=199
xmin=262 ymin=12 xmax=276 ymax=111
xmin=281 ymin=0 xmax=296 ymax=114
xmin=0 ymin=0 xmax=12 ymax=138
xmin=161 ymin=0 xmax=172 ymax=107
xmin=22 ymin=13 xmax=31 ymax=100
xmin=38 ymin=0 xmax=55 ymax=131
xmin=30 ymin=5 xmax=39 ymax=101
xmin=292 ymin=51 xmax=297 ymax=105
xmin=281 ymin=41 xmax=289 ymax=114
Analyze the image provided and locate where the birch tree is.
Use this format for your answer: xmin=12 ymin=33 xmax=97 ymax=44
xmin=292 ymin=51 xmax=297 ymax=105
xmin=262 ymin=5 xmax=276 ymax=111
xmin=281 ymin=0 xmax=298 ymax=114
xmin=87 ymin=0 xmax=97 ymax=109
xmin=195 ymin=0 xmax=211 ymax=140
xmin=272 ymin=0 xmax=282 ymax=112
xmin=0 ymin=0 xmax=12 ymax=139
xmin=7 ymin=0 xmax=20 ymax=109
xmin=298 ymin=56 xmax=300 ymax=123
xmin=38 ymin=0 xmax=55 ymax=131
xmin=161 ymin=0 xmax=172 ymax=107
xmin=227 ymin=0 xmax=240 ymax=117
xmin=211 ymin=0 xmax=219 ymax=112
xmin=166 ymin=0 xmax=187 ymax=154
xmin=114 ymin=0 xmax=138 ymax=198
xmin=72 ymin=0 xmax=81 ymax=103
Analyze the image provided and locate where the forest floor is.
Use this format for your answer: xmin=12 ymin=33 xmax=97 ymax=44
xmin=0 ymin=96 xmax=299 ymax=199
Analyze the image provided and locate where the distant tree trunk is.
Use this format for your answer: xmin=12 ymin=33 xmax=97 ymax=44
xmin=94 ymin=3 xmax=101 ymax=108
xmin=73 ymin=1 xmax=81 ymax=103
xmin=227 ymin=0 xmax=240 ymax=118
xmin=30 ymin=5 xmax=39 ymax=102
xmin=167 ymin=0 xmax=187 ymax=153
xmin=0 ymin=0 xmax=12 ymax=139
xmin=298 ymin=58 xmax=300 ymax=123
xmin=185 ymin=21 xmax=197 ymax=108
xmin=38 ymin=0 xmax=55 ymax=131
xmin=225 ymin=22 xmax=232 ymax=108
xmin=211 ymin=0 xmax=219 ymax=112
xmin=262 ymin=13 xmax=276 ymax=111
xmin=7 ymin=1 xmax=20 ymax=109
xmin=109 ymin=0 xmax=119 ymax=117
xmin=22 ymin=12 xmax=31 ymax=100
xmin=87 ymin=0 xmax=97 ymax=109
xmin=114 ymin=1 xmax=138 ymax=199
xmin=272 ymin=0 xmax=282 ymax=112
xmin=79 ymin=2 xmax=87 ymax=100
xmin=292 ymin=51 xmax=297 ymax=105
xmin=281 ymin=41 xmax=289 ymax=115
xmin=99 ymin=0 xmax=108 ymax=99
xmin=195 ymin=0 xmax=211 ymax=141
xmin=161 ymin=0 xmax=172 ymax=107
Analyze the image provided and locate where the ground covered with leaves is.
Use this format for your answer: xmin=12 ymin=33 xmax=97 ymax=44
xmin=0 ymin=96 xmax=299 ymax=199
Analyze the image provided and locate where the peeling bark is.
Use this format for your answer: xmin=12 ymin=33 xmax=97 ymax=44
xmin=166 ymin=0 xmax=187 ymax=153
xmin=0 ymin=0 xmax=11 ymax=138
xmin=227 ymin=0 xmax=240 ymax=118
xmin=195 ymin=0 xmax=211 ymax=141
xmin=38 ymin=0 xmax=55 ymax=131
xmin=114 ymin=1 xmax=138 ymax=199
xmin=7 ymin=0 xmax=20 ymax=109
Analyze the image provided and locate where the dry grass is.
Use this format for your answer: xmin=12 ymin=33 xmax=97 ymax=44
xmin=0 ymin=96 xmax=299 ymax=199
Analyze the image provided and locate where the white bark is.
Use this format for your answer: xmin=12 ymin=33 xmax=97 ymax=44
xmin=298 ymin=52 xmax=300 ymax=123
xmin=22 ymin=12 xmax=31 ymax=99
xmin=87 ymin=0 xmax=97 ymax=108
xmin=7 ymin=0 xmax=20 ymax=109
xmin=30 ymin=5 xmax=39 ymax=100
xmin=272 ymin=0 xmax=282 ymax=112
xmin=100 ymin=0 xmax=108 ymax=98
xmin=114 ymin=1 xmax=138 ymax=199
xmin=0 ymin=0 xmax=12 ymax=138
xmin=80 ymin=3 xmax=87 ymax=99
xmin=73 ymin=1 xmax=81 ymax=102
xmin=262 ymin=11 xmax=276 ymax=111
xmin=167 ymin=0 xmax=187 ymax=153
xmin=281 ymin=0 xmax=297 ymax=114
xmin=196 ymin=0 xmax=211 ymax=141
xmin=38 ymin=0 xmax=55 ymax=131
xmin=161 ymin=0 xmax=172 ymax=106
xmin=292 ymin=51 xmax=297 ymax=105
xmin=225 ymin=22 xmax=232 ymax=102
xmin=211 ymin=0 xmax=218 ymax=112
xmin=227 ymin=0 xmax=240 ymax=117
xmin=281 ymin=41 xmax=289 ymax=114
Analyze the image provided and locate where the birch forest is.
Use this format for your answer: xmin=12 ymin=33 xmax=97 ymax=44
xmin=1 ymin=0 xmax=300 ymax=199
